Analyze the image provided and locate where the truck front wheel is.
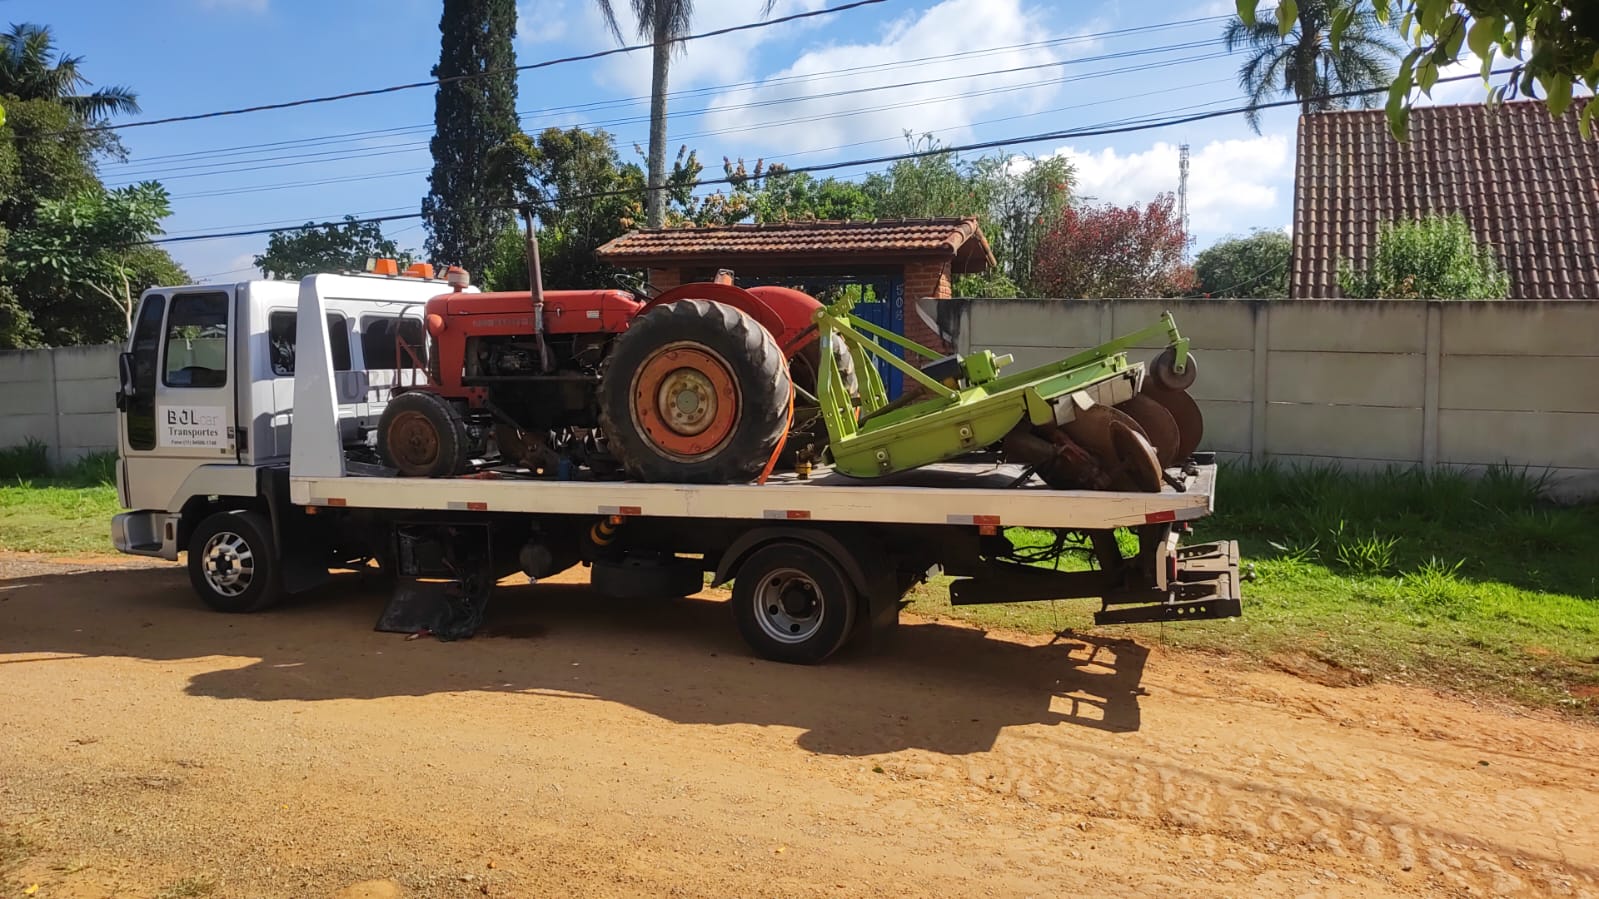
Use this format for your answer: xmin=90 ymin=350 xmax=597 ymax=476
xmin=186 ymin=510 xmax=282 ymax=613
xmin=732 ymin=542 xmax=857 ymax=664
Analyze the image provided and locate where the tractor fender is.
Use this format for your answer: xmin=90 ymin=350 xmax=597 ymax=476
xmin=645 ymin=283 xmax=821 ymax=358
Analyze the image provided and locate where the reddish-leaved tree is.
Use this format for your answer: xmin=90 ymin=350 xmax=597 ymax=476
xmin=1030 ymin=193 xmax=1195 ymax=298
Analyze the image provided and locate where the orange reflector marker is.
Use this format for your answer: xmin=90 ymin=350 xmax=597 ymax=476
xmin=304 ymin=506 xmax=317 ymax=516
xmin=979 ymin=524 xmax=998 ymax=536
xmin=973 ymin=515 xmax=1002 ymax=527
xmin=1145 ymin=510 xmax=1177 ymax=524
xmin=370 ymin=258 xmax=400 ymax=276
xmin=327 ymin=497 xmax=347 ymax=507
xmin=404 ymin=262 xmax=436 ymax=279
xmin=467 ymin=501 xmax=488 ymax=512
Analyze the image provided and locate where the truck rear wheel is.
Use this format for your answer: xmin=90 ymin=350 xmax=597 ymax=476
xmin=732 ymin=542 xmax=857 ymax=664
xmin=187 ymin=510 xmax=282 ymax=613
xmin=600 ymin=299 xmax=790 ymax=483
xmin=377 ymin=390 xmax=470 ymax=478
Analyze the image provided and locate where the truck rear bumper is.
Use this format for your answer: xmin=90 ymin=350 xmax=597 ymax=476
xmin=112 ymin=511 xmax=181 ymax=561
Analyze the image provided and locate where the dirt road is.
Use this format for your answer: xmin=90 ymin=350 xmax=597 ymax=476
xmin=1 ymin=553 xmax=1595 ymax=898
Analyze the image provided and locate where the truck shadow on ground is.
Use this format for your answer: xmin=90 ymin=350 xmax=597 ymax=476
xmin=0 ymin=565 xmax=1149 ymax=756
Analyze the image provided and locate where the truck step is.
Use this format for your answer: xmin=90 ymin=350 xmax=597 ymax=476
xmin=1094 ymin=540 xmax=1241 ymax=625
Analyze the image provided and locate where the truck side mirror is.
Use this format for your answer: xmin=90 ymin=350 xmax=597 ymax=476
xmin=115 ymin=351 xmax=136 ymax=411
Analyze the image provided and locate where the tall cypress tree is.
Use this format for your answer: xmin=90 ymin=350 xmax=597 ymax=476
xmin=422 ymin=0 xmax=519 ymax=275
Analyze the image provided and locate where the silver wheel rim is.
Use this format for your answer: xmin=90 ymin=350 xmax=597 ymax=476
xmin=753 ymin=567 xmax=825 ymax=645
xmin=201 ymin=530 xmax=255 ymax=597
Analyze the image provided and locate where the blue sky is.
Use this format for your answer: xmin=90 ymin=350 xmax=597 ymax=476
xmin=12 ymin=0 xmax=1493 ymax=282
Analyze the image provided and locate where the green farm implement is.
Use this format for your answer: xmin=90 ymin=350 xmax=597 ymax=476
xmin=803 ymin=296 xmax=1204 ymax=491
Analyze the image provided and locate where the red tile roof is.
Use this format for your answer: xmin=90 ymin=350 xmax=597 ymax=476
xmin=1291 ymin=98 xmax=1599 ymax=299
xmin=594 ymin=218 xmax=996 ymax=274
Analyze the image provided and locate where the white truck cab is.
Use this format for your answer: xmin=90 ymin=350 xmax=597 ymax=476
xmin=111 ymin=271 xmax=463 ymax=559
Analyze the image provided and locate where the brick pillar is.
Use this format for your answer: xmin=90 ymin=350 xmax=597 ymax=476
xmin=648 ymin=267 xmax=682 ymax=293
xmin=901 ymin=260 xmax=954 ymax=361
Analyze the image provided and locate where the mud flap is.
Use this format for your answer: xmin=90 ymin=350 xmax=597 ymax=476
xmin=375 ymin=522 xmax=494 ymax=640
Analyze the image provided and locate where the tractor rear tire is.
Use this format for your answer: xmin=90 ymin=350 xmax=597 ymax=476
xmin=600 ymin=299 xmax=790 ymax=484
xmin=377 ymin=390 xmax=471 ymax=478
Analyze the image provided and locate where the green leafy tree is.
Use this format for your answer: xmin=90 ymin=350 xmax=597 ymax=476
xmin=0 ymin=23 xmax=138 ymax=120
xmin=254 ymin=216 xmax=410 ymax=280
xmin=9 ymin=182 xmax=180 ymax=344
xmin=483 ymin=126 xmax=646 ymax=290
xmin=1194 ymin=229 xmax=1292 ymax=297
xmin=1236 ymin=1 xmax=1599 ymax=136
xmin=595 ymin=0 xmax=776 ymax=229
xmin=1224 ymin=0 xmax=1400 ymax=133
xmin=1337 ymin=212 xmax=1510 ymax=298
xmin=422 ymin=0 xmax=520 ymax=275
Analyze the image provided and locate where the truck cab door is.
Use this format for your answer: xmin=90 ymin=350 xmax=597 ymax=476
xmin=117 ymin=289 xmax=239 ymax=511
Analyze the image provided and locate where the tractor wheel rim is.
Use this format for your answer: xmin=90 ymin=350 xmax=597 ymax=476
xmin=753 ymin=567 xmax=825 ymax=645
xmin=630 ymin=342 xmax=740 ymax=462
xmin=389 ymin=410 xmax=440 ymax=467
xmin=202 ymin=530 xmax=254 ymax=597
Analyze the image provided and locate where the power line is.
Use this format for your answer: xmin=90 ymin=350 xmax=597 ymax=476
xmin=131 ymin=71 xmax=1499 ymax=250
xmin=105 ymin=13 xmax=1234 ymax=171
xmin=104 ymin=42 xmax=1225 ymax=185
xmin=45 ymin=0 xmax=889 ymax=138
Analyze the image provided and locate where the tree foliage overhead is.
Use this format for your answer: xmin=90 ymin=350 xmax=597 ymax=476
xmin=0 ymin=23 xmax=139 ymax=120
xmin=422 ymin=0 xmax=520 ymax=275
xmin=254 ymin=216 xmax=410 ymax=281
xmin=0 ymin=26 xmax=183 ymax=348
xmin=10 ymin=182 xmax=181 ymax=344
xmin=1194 ymin=229 xmax=1293 ymax=297
xmin=482 ymin=126 xmax=645 ymax=290
xmin=1225 ymin=0 xmax=1400 ymax=133
xmin=1236 ymin=1 xmax=1599 ymax=136
xmin=1031 ymin=194 xmax=1194 ymax=299
xmin=1337 ymin=212 xmax=1510 ymax=298
xmin=593 ymin=0 xmax=776 ymax=228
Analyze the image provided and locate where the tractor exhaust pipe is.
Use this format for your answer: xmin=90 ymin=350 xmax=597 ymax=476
xmin=522 ymin=206 xmax=552 ymax=373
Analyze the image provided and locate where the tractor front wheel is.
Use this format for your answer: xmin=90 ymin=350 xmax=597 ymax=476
xmin=377 ymin=391 xmax=471 ymax=478
xmin=600 ymin=299 xmax=790 ymax=483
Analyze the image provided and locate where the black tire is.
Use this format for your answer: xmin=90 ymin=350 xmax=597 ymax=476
xmin=731 ymin=542 xmax=857 ymax=665
xmin=1151 ymin=348 xmax=1198 ymax=391
xmin=600 ymin=299 xmax=790 ymax=483
xmin=377 ymin=390 xmax=470 ymax=477
xmin=186 ymin=510 xmax=282 ymax=613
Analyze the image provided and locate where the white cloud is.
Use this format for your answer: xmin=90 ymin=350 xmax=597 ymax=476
xmin=518 ymin=0 xmax=571 ymax=44
xmin=699 ymin=0 xmax=1070 ymax=152
xmin=1052 ymin=135 xmax=1292 ymax=242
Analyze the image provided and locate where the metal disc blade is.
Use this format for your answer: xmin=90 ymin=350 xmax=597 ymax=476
xmin=1142 ymin=385 xmax=1203 ymax=463
xmin=1117 ymin=394 xmax=1180 ymax=468
xmin=1062 ymin=404 xmax=1147 ymax=469
xmin=1108 ymin=421 xmax=1163 ymax=493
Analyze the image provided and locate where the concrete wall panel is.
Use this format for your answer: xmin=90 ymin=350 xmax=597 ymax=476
xmin=0 ymin=413 xmax=56 ymax=448
xmin=1441 ymin=302 xmax=1599 ymax=356
xmin=1268 ymin=302 xmax=1427 ymax=353
xmin=57 ymin=378 xmax=118 ymax=415
xmin=1439 ymin=355 xmax=1599 ymax=414
xmin=51 ymin=344 xmax=118 ymax=381
xmin=1438 ymin=410 xmax=1599 ymax=469
xmin=1112 ymin=300 xmax=1257 ymax=350
xmin=1265 ymin=402 xmax=1423 ymax=461
xmin=1195 ymin=399 xmax=1252 ymax=454
xmin=0 ymin=350 xmax=53 ymax=383
xmin=1266 ymin=350 xmax=1425 ymax=407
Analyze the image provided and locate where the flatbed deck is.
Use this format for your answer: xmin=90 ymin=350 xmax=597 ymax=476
xmin=289 ymin=461 xmax=1217 ymax=530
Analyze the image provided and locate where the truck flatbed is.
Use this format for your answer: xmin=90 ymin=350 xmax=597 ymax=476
xmin=289 ymin=461 xmax=1217 ymax=530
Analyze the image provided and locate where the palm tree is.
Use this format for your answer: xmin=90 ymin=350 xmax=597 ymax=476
xmin=0 ymin=23 xmax=140 ymax=121
xmin=1224 ymin=1 xmax=1398 ymax=133
xmin=595 ymin=0 xmax=773 ymax=228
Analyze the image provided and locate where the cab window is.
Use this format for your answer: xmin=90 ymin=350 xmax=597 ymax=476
xmin=163 ymin=292 xmax=229 ymax=388
xmin=361 ymin=315 xmax=424 ymax=369
xmin=268 ymin=310 xmax=351 ymax=376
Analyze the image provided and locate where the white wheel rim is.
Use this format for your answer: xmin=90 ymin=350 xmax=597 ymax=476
xmin=202 ymin=530 xmax=255 ymax=597
xmin=753 ymin=567 xmax=825 ymax=644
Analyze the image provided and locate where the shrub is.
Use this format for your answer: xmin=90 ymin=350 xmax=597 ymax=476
xmin=1337 ymin=213 xmax=1511 ymax=299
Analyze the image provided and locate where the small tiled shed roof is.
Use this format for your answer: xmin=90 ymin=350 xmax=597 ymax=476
xmin=1291 ymin=98 xmax=1599 ymax=299
xmin=594 ymin=218 xmax=996 ymax=274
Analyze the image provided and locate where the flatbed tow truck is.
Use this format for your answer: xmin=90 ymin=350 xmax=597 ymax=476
xmin=112 ymin=270 xmax=1241 ymax=664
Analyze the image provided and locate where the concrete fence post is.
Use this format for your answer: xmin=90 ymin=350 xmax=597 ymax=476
xmin=48 ymin=348 xmax=63 ymax=470
xmin=1250 ymin=300 xmax=1269 ymax=463
xmin=1422 ymin=302 xmax=1442 ymax=469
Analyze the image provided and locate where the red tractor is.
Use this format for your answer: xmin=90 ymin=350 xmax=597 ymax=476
xmin=376 ymin=253 xmax=841 ymax=484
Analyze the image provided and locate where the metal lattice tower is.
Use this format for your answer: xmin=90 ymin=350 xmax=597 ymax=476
xmin=1178 ymin=143 xmax=1191 ymax=261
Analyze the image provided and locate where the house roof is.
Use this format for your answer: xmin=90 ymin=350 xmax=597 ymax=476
xmin=593 ymin=218 xmax=996 ymax=274
xmin=1291 ymin=98 xmax=1599 ymax=299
